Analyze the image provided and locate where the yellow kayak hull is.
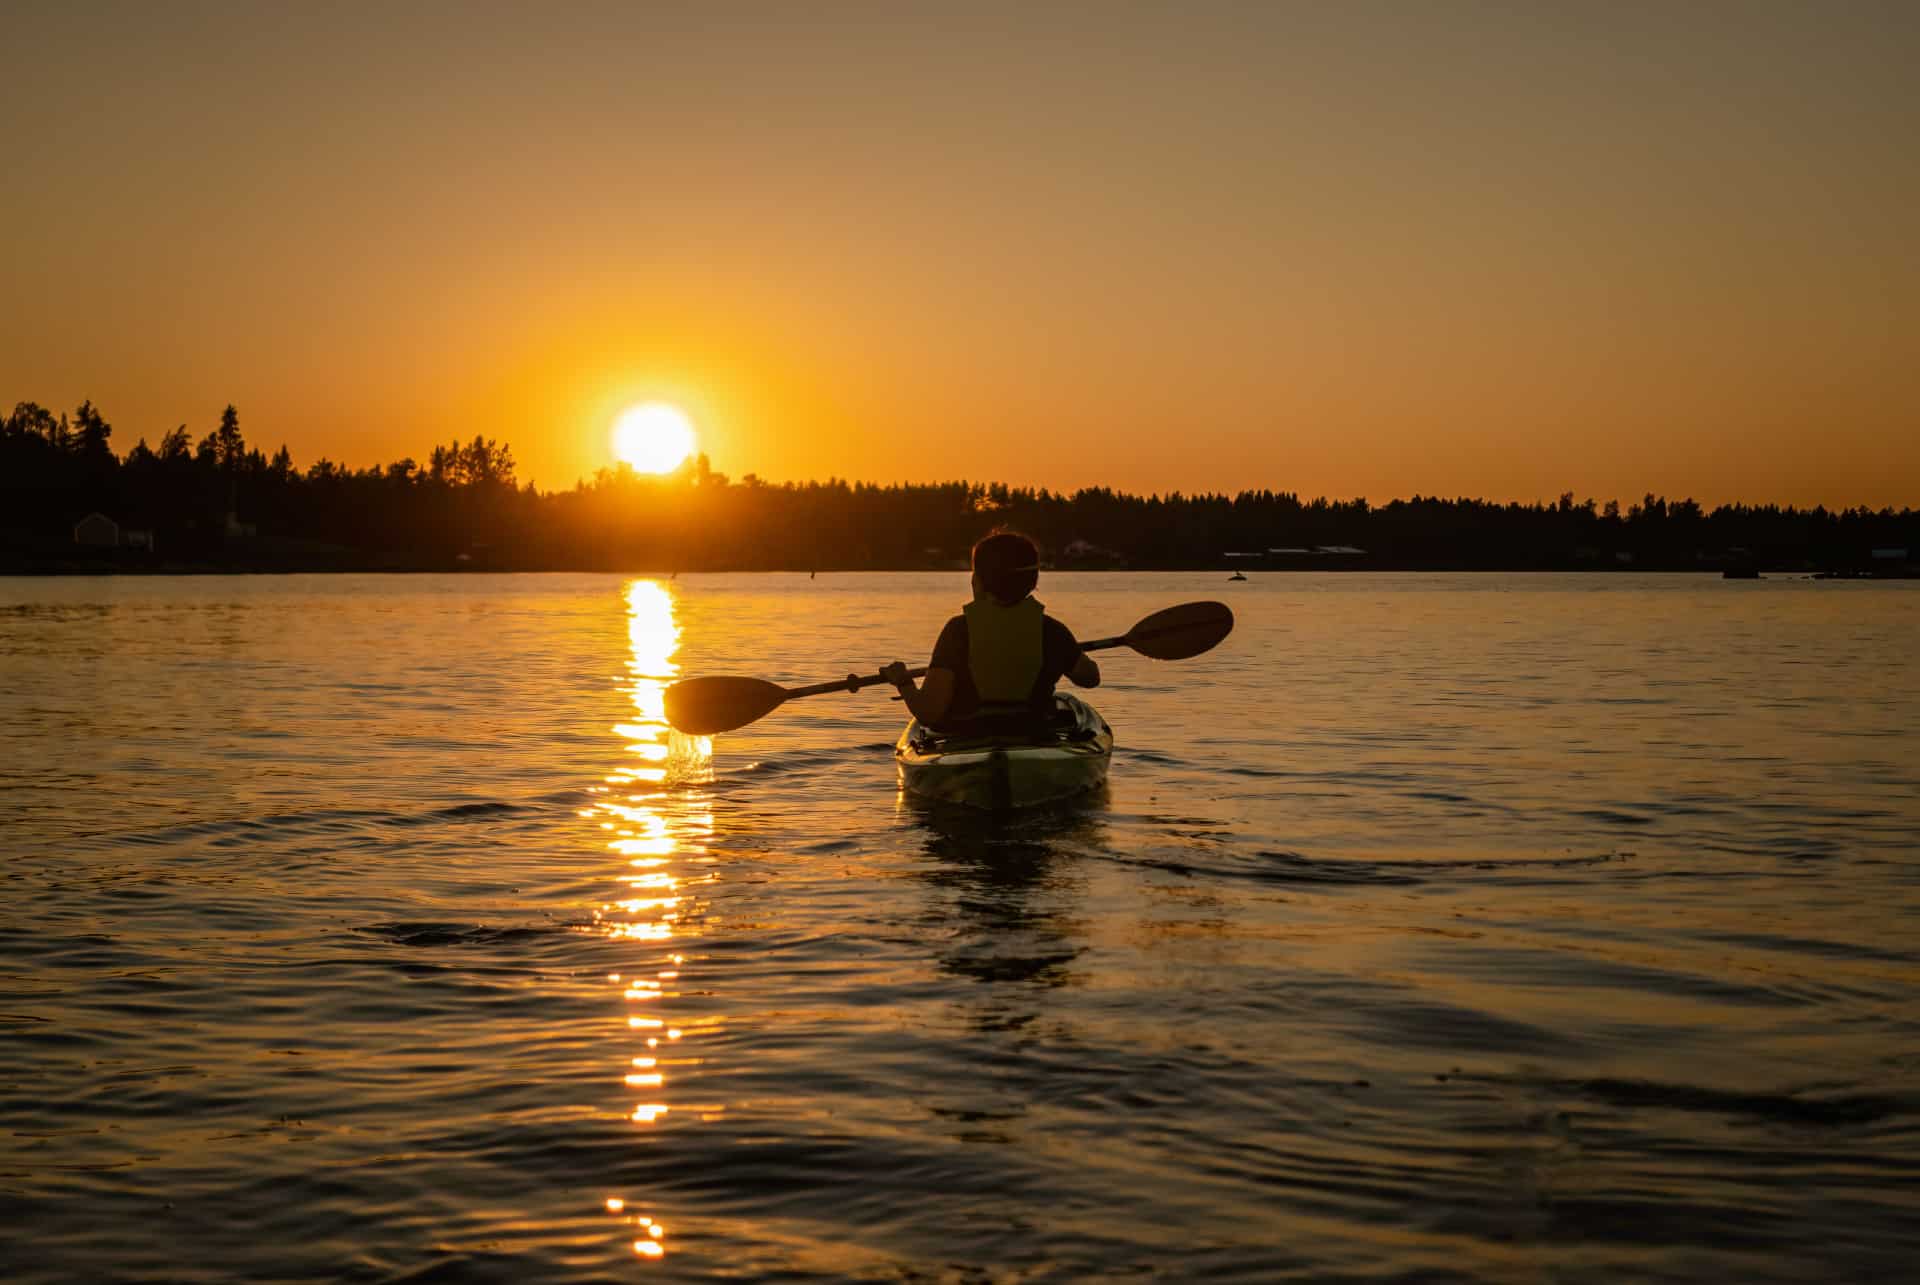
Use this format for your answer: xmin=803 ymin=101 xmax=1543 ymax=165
xmin=895 ymin=694 xmax=1113 ymax=810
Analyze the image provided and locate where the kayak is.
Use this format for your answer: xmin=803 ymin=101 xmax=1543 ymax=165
xmin=895 ymin=693 xmax=1113 ymax=810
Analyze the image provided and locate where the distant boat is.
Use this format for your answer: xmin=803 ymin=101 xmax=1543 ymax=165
xmin=1228 ymin=572 xmax=1248 ymax=581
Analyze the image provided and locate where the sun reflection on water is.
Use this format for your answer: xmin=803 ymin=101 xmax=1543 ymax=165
xmin=589 ymin=579 xmax=716 ymax=1265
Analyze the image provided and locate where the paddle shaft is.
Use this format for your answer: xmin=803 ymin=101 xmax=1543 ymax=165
xmin=662 ymin=601 xmax=1230 ymax=735
xmin=783 ymin=628 xmax=1143 ymax=700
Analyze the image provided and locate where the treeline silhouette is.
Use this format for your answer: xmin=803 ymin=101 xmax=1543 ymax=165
xmin=5 ymin=399 xmax=1914 ymax=572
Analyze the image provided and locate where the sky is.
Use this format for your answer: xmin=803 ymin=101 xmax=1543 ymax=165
xmin=3 ymin=0 xmax=1916 ymax=506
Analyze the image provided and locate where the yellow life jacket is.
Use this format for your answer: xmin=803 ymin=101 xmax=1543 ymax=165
xmin=963 ymin=595 xmax=1045 ymax=708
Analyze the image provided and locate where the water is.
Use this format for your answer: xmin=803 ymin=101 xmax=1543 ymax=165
xmin=2 ymin=572 xmax=1916 ymax=1282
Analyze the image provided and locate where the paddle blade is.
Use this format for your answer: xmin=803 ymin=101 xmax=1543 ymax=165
xmin=1124 ymin=600 xmax=1235 ymax=660
xmin=663 ymin=676 xmax=789 ymax=735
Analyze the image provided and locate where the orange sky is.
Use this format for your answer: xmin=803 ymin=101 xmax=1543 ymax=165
xmin=4 ymin=2 xmax=1916 ymax=506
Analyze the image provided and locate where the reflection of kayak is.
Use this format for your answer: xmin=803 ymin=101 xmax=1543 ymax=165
xmin=895 ymin=693 xmax=1113 ymax=810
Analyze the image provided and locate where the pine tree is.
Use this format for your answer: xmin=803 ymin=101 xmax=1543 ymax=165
xmin=72 ymin=400 xmax=113 ymax=463
xmin=214 ymin=405 xmax=245 ymax=471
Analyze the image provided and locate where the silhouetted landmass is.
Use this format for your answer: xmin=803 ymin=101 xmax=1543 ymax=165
xmin=4 ymin=399 xmax=1915 ymax=574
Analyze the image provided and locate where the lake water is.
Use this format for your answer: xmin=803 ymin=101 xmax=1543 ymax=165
xmin=2 ymin=572 xmax=1916 ymax=1282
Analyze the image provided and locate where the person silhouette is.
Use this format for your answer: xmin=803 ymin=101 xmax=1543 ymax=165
xmin=882 ymin=529 xmax=1098 ymax=735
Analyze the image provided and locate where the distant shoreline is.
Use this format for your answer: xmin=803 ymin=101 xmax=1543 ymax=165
xmin=9 ymin=401 xmax=1913 ymax=581
xmin=4 ymin=556 xmax=1912 ymax=579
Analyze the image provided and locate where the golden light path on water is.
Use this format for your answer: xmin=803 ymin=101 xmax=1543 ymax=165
xmin=583 ymin=580 xmax=714 ymax=1263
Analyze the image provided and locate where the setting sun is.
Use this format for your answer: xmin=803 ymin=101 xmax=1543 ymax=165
xmin=612 ymin=403 xmax=696 ymax=474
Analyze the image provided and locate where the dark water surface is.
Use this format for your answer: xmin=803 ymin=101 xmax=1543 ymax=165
xmin=2 ymin=572 xmax=1916 ymax=1282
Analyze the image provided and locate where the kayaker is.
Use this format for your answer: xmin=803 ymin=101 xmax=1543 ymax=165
xmin=882 ymin=529 xmax=1099 ymax=734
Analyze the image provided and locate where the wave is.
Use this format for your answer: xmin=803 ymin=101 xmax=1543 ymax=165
xmin=1494 ymin=1074 xmax=1915 ymax=1127
xmin=354 ymin=920 xmax=573 ymax=949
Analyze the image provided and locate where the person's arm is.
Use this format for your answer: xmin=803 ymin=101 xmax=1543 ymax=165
xmin=882 ymin=616 xmax=964 ymax=723
xmin=1048 ymin=617 xmax=1100 ymax=688
xmin=882 ymin=662 xmax=955 ymax=723
xmin=1068 ymin=651 xmax=1100 ymax=688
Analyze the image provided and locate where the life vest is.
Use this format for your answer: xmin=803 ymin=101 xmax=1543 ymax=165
xmin=963 ymin=595 xmax=1044 ymax=710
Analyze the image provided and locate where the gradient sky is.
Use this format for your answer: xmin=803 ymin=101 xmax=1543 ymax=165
xmin=4 ymin=1 xmax=1915 ymax=504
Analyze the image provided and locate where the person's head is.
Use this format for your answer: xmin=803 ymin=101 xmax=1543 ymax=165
xmin=971 ymin=528 xmax=1040 ymax=603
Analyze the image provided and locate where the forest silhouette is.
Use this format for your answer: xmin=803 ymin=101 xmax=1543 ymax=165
xmin=5 ymin=399 xmax=1913 ymax=573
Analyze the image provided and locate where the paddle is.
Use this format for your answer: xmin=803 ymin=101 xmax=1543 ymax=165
xmin=663 ymin=600 xmax=1234 ymax=736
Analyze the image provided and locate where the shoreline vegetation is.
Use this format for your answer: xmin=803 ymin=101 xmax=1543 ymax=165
xmin=6 ymin=399 xmax=1915 ymax=576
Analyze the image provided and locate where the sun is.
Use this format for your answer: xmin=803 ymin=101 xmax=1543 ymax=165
xmin=612 ymin=403 xmax=697 ymax=474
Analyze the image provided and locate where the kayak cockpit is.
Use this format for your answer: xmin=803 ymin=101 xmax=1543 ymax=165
xmin=895 ymin=693 xmax=1113 ymax=811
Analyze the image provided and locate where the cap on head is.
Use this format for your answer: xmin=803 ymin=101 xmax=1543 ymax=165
xmin=972 ymin=528 xmax=1040 ymax=602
